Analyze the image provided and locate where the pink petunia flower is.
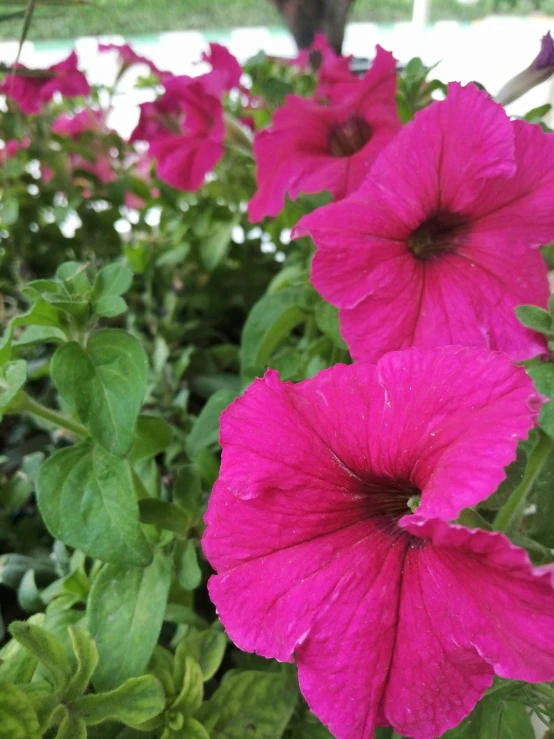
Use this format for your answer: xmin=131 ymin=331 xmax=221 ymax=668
xmin=0 ymin=136 xmax=30 ymax=163
xmin=124 ymin=153 xmax=159 ymax=210
xmin=201 ymin=42 xmax=242 ymax=92
xmin=52 ymin=108 xmax=115 ymax=186
xmin=296 ymin=82 xmax=554 ymax=363
xmin=130 ymin=74 xmax=225 ymax=192
xmin=247 ymin=46 xmax=400 ymax=222
xmin=0 ymin=51 xmax=89 ymax=115
xmin=98 ymin=42 xmax=169 ymax=81
xmin=203 ymin=347 xmax=554 ymax=739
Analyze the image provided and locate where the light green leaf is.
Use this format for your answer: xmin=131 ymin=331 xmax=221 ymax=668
xmin=72 ymin=675 xmax=165 ymax=727
xmin=174 ymin=539 xmax=201 ymax=590
xmin=186 ymin=389 xmax=237 ymax=457
xmin=494 ymin=702 xmax=534 ymax=739
xmin=0 ymin=299 xmax=63 ymax=364
xmin=51 ymin=330 xmax=149 ymax=457
xmin=56 ymin=262 xmax=91 ymax=298
xmin=515 ymin=305 xmax=553 ymax=334
xmin=9 ymin=621 xmax=72 ymax=694
xmin=0 ymin=360 xmax=26 ymax=418
xmin=197 ymin=670 xmax=298 ymax=738
xmin=65 ymin=627 xmax=99 ymax=702
xmin=240 ymin=287 xmax=308 ymax=377
xmin=37 ymin=441 xmax=152 ymax=567
xmin=525 ymin=359 xmax=554 ymax=440
xmin=88 ymin=550 xmax=172 ymax=691
xmin=0 ymin=681 xmax=41 ymax=739
xmin=130 ymin=416 xmax=173 ymax=463
xmin=91 ymin=264 xmax=133 ymax=301
xmin=93 ymin=295 xmax=127 ymax=318
xmin=13 ymin=325 xmax=67 ymax=346
xmin=180 ymin=718 xmax=210 ymax=739
xmin=176 ymin=628 xmax=227 ymax=681
xmin=0 ymin=613 xmax=44 ymax=683
xmin=171 ymin=656 xmax=203 ymax=713
xmin=314 ymin=300 xmax=347 ymax=350
xmin=55 ymin=711 xmax=87 ymax=739
xmin=199 ymin=218 xmax=237 ymax=271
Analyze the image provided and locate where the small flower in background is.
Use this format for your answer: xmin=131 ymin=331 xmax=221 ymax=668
xmin=201 ymin=42 xmax=242 ymax=92
xmin=248 ymin=46 xmax=400 ymax=222
xmin=203 ymin=346 xmax=553 ymax=739
xmin=0 ymin=50 xmax=89 ymax=115
xmin=496 ymin=31 xmax=554 ymax=106
xmin=0 ymin=136 xmax=30 ymax=163
xmin=130 ymin=74 xmax=225 ymax=192
xmin=52 ymin=108 xmax=115 ymax=187
xmin=124 ymin=153 xmax=160 ymax=210
xmin=297 ymin=82 xmax=554 ymax=363
xmin=98 ymin=42 xmax=170 ymax=81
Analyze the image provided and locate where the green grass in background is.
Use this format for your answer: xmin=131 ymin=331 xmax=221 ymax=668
xmin=0 ymin=0 xmax=550 ymax=42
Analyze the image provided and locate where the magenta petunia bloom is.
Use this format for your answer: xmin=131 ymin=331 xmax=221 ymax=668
xmin=296 ymin=82 xmax=554 ymax=363
xmin=201 ymin=42 xmax=242 ymax=92
xmin=0 ymin=51 xmax=89 ymax=115
xmin=130 ymin=74 xmax=225 ymax=192
xmin=98 ymin=42 xmax=169 ymax=80
xmin=203 ymin=347 xmax=554 ymax=739
xmin=52 ymin=109 xmax=115 ymax=186
xmin=248 ymin=46 xmax=400 ymax=222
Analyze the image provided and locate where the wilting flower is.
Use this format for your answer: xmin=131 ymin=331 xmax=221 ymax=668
xmin=98 ymin=42 xmax=169 ymax=80
xmin=201 ymin=42 xmax=242 ymax=92
xmin=496 ymin=31 xmax=554 ymax=106
xmin=0 ymin=51 xmax=89 ymax=115
xmin=248 ymin=46 xmax=400 ymax=222
xmin=52 ymin=109 xmax=115 ymax=186
xmin=130 ymin=74 xmax=224 ymax=192
xmin=203 ymin=347 xmax=554 ymax=739
xmin=296 ymin=82 xmax=554 ymax=363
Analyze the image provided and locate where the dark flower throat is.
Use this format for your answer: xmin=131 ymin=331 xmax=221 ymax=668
xmin=329 ymin=114 xmax=373 ymax=157
xmin=408 ymin=209 xmax=471 ymax=261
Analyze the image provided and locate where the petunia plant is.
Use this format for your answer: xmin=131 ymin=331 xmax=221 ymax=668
xmin=1 ymin=28 xmax=554 ymax=739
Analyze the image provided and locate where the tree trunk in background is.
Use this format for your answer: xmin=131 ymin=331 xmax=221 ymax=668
xmin=271 ymin=0 xmax=356 ymax=54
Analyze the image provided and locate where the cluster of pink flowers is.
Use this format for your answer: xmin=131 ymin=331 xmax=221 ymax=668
xmin=201 ymin=35 xmax=554 ymax=739
xmin=3 ymin=35 xmax=554 ymax=739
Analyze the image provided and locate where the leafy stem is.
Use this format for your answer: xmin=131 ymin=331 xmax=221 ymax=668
xmin=10 ymin=390 xmax=88 ymax=438
xmin=493 ymin=430 xmax=554 ymax=534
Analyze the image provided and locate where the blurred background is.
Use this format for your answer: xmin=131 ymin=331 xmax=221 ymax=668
xmin=0 ymin=0 xmax=552 ymax=134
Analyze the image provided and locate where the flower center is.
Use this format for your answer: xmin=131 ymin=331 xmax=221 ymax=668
xmin=359 ymin=477 xmax=421 ymax=520
xmin=329 ymin=114 xmax=373 ymax=157
xmin=408 ymin=209 xmax=471 ymax=261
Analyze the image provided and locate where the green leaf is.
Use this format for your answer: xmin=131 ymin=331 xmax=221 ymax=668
xmin=288 ymin=704 xmax=333 ymax=738
xmin=0 ymin=682 xmax=41 ymax=739
xmin=139 ymin=499 xmax=190 ymax=535
xmin=170 ymin=655 xmax=203 ymax=713
xmin=13 ymin=325 xmax=67 ymax=347
xmin=65 ymin=627 xmax=99 ymax=702
xmin=55 ymin=711 xmax=87 ymax=739
xmin=51 ymin=330 xmax=149 ymax=456
xmin=19 ymin=682 xmax=58 ymax=733
xmin=0 ymin=299 xmax=63 ymax=364
xmin=314 ymin=300 xmax=347 ymax=350
xmin=37 ymin=442 xmax=152 ymax=567
xmin=0 ymin=360 xmax=26 ymax=418
xmin=197 ymin=670 xmax=298 ymax=738
xmin=173 ymin=464 xmax=203 ymax=515
xmin=71 ymin=675 xmax=165 ymax=728
xmin=174 ymin=539 xmax=201 ymax=590
xmin=176 ymin=627 xmax=227 ymax=681
xmin=515 ymin=305 xmax=553 ymax=334
xmin=199 ymin=218 xmax=237 ymax=271
xmin=87 ymin=550 xmax=172 ymax=691
xmin=93 ymin=295 xmax=128 ymax=318
xmin=129 ymin=416 xmax=173 ymax=463
xmin=494 ymin=702 xmax=534 ymax=739
xmin=56 ymin=262 xmax=91 ymax=298
xmin=0 ymin=613 xmax=44 ymax=683
xmin=9 ymin=621 xmax=72 ymax=694
xmin=91 ymin=263 xmax=133 ymax=301
xmin=240 ymin=288 xmax=308 ymax=377
xmin=180 ymin=718 xmax=210 ymax=739
xmin=186 ymin=389 xmax=238 ymax=457
xmin=525 ymin=359 xmax=554 ymax=439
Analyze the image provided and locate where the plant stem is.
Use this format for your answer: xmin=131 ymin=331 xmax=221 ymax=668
xmin=493 ymin=430 xmax=553 ymax=534
xmin=11 ymin=391 xmax=87 ymax=438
